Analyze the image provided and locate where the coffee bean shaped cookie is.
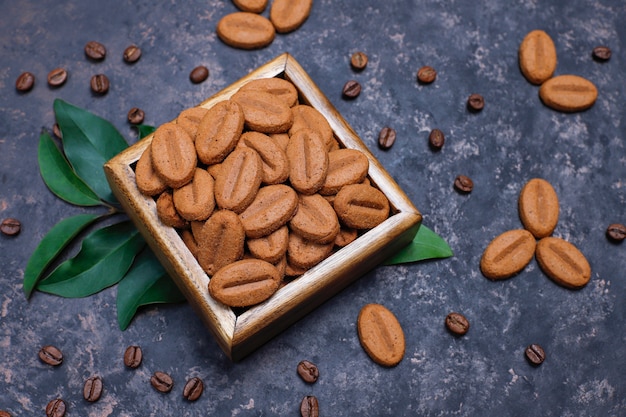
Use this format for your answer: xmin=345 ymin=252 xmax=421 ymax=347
xmin=156 ymin=191 xmax=188 ymax=229
xmin=216 ymin=12 xmax=275 ymax=50
xmin=333 ymin=184 xmax=390 ymax=229
xmin=270 ymin=0 xmax=313 ymax=33
xmin=247 ymin=225 xmax=289 ymax=264
xmin=518 ymin=178 xmax=559 ymax=239
xmin=239 ymin=78 xmax=298 ymax=108
xmin=173 ymin=168 xmax=215 ymax=221
xmin=214 ymin=147 xmax=263 ymax=214
xmin=539 ymin=75 xmax=598 ymax=112
xmin=135 ymin=144 xmax=168 ymax=196
xmin=195 ymin=99 xmax=245 ymax=165
xmin=232 ymin=89 xmax=294 ymax=134
xmin=518 ymin=30 xmax=557 ymax=85
xmin=320 ymin=148 xmax=369 ymax=195
xmin=151 ymin=122 xmax=197 ymax=189
xmin=289 ymin=105 xmax=334 ymax=151
xmin=239 ymin=184 xmax=299 ymax=239
xmin=238 ymin=131 xmax=290 ymax=185
xmin=357 ymin=303 xmax=405 ymax=367
xmin=480 ymin=229 xmax=536 ymax=280
xmin=535 ymin=237 xmax=591 ymax=289
xmin=287 ymin=231 xmax=334 ymax=269
xmin=233 ymin=0 xmax=267 ymax=13
xmin=197 ymin=210 xmax=245 ymax=276
xmin=289 ymin=193 xmax=340 ymax=244
xmin=286 ymin=128 xmax=329 ymax=195
xmin=208 ymin=259 xmax=281 ymax=307
xmin=176 ymin=106 xmax=209 ymax=142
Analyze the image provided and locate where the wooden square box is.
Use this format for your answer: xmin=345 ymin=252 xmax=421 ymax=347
xmin=104 ymin=53 xmax=421 ymax=361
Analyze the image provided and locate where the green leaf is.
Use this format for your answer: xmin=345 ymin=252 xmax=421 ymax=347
xmin=116 ymin=248 xmax=185 ymax=330
xmin=383 ymin=224 xmax=453 ymax=265
xmin=53 ymin=99 xmax=129 ymax=204
xmin=38 ymin=131 xmax=102 ymax=206
xmin=37 ymin=221 xmax=145 ymax=297
xmin=23 ymin=213 xmax=101 ymax=299
xmin=135 ymin=124 xmax=156 ymax=139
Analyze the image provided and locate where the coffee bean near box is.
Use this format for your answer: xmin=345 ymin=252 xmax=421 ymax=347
xmin=104 ymin=54 xmax=422 ymax=360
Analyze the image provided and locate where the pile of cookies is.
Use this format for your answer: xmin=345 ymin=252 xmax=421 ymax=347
xmin=519 ymin=29 xmax=598 ymax=112
xmin=134 ymin=77 xmax=391 ymax=308
xmin=480 ymin=178 xmax=591 ymax=289
xmin=216 ymin=0 xmax=313 ymax=50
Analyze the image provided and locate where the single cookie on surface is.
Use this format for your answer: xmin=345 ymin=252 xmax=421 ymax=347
xmin=538 ymin=75 xmax=598 ymax=112
xmin=269 ymin=0 xmax=313 ymax=33
xmin=216 ymin=12 xmax=275 ymax=50
xmin=233 ymin=0 xmax=267 ymax=13
xmin=357 ymin=303 xmax=405 ymax=367
xmin=480 ymin=229 xmax=536 ymax=280
xmin=535 ymin=236 xmax=591 ymax=289
xmin=518 ymin=29 xmax=557 ymax=85
xmin=518 ymin=178 xmax=559 ymax=239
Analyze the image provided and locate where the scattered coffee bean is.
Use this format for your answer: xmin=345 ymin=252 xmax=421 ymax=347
xmin=189 ymin=65 xmax=209 ymax=83
xmin=151 ymin=371 xmax=173 ymax=393
xmin=428 ymin=128 xmax=445 ymax=150
xmin=38 ymin=345 xmax=63 ymax=366
xmin=342 ymin=80 xmax=361 ymax=99
xmin=0 ymin=410 xmax=11 ymax=417
xmin=124 ymin=345 xmax=143 ymax=368
xmin=300 ymin=395 xmax=319 ymax=417
xmin=467 ymin=93 xmax=484 ymax=112
xmin=454 ymin=175 xmax=474 ymax=193
xmin=45 ymin=399 xmax=66 ymax=417
xmin=182 ymin=377 xmax=204 ymax=401
xmin=90 ymin=74 xmax=110 ymax=94
xmin=297 ymin=360 xmax=319 ymax=384
xmin=417 ymin=65 xmax=437 ymax=84
xmin=606 ymin=223 xmax=626 ymax=242
xmin=16 ymin=71 xmax=35 ymax=92
xmin=1 ymin=218 xmax=21 ymax=236
xmin=378 ymin=126 xmax=396 ymax=149
xmin=53 ymin=123 xmax=62 ymax=139
xmin=47 ymin=68 xmax=68 ymax=87
xmin=350 ymin=51 xmax=368 ymax=71
xmin=592 ymin=46 xmax=611 ymax=61
xmin=128 ymin=107 xmax=145 ymax=124
xmin=445 ymin=312 xmax=470 ymax=336
xmin=83 ymin=376 xmax=103 ymax=402
xmin=525 ymin=343 xmax=546 ymax=366
xmin=123 ymin=44 xmax=142 ymax=63
xmin=84 ymin=41 xmax=107 ymax=61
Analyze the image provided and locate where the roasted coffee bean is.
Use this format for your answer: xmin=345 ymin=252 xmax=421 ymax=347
xmin=417 ymin=65 xmax=437 ymax=83
xmin=0 ymin=410 xmax=11 ymax=417
xmin=83 ymin=376 xmax=103 ymax=402
xmin=123 ymin=345 xmax=143 ymax=368
xmin=84 ymin=41 xmax=106 ymax=60
xmin=592 ymin=46 xmax=611 ymax=61
xmin=127 ymin=107 xmax=145 ymax=124
xmin=454 ymin=175 xmax=474 ymax=193
xmin=47 ymin=68 xmax=68 ymax=87
xmin=1 ymin=218 xmax=21 ymax=236
xmin=525 ymin=344 xmax=546 ymax=366
xmin=45 ymin=399 xmax=66 ymax=417
xmin=428 ymin=128 xmax=445 ymax=150
xmin=300 ymin=395 xmax=319 ymax=417
xmin=151 ymin=371 xmax=173 ymax=393
xmin=378 ymin=126 xmax=396 ymax=149
xmin=38 ymin=345 xmax=63 ymax=366
xmin=16 ymin=71 xmax=35 ymax=92
xmin=182 ymin=377 xmax=204 ymax=401
xmin=350 ymin=51 xmax=368 ymax=71
xmin=297 ymin=360 xmax=319 ymax=383
xmin=123 ymin=44 xmax=142 ymax=63
xmin=445 ymin=312 xmax=470 ymax=336
xmin=342 ymin=80 xmax=361 ymax=99
xmin=90 ymin=74 xmax=110 ymax=94
xmin=190 ymin=65 xmax=209 ymax=83
xmin=467 ymin=93 xmax=484 ymax=112
xmin=606 ymin=223 xmax=626 ymax=242
xmin=53 ymin=123 xmax=62 ymax=139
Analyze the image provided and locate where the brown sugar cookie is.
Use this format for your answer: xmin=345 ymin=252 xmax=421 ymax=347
xmin=172 ymin=168 xmax=216 ymax=221
xmin=239 ymin=78 xmax=299 ymax=108
xmin=246 ymin=224 xmax=289 ymax=263
xmin=216 ymin=12 xmax=275 ymax=50
xmin=289 ymin=104 xmax=334 ymax=150
xmin=480 ymin=229 xmax=536 ymax=280
xmin=197 ymin=210 xmax=245 ymax=276
xmin=320 ymin=148 xmax=369 ymax=195
xmin=289 ymin=193 xmax=340 ymax=244
xmin=233 ymin=0 xmax=267 ymax=13
xmin=135 ymin=143 xmax=168 ymax=196
xmin=269 ymin=0 xmax=313 ymax=33
xmin=334 ymin=227 xmax=358 ymax=247
xmin=156 ymin=191 xmax=188 ymax=229
xmin=237 ymin=131 xmax=290 ymax=185
xmin=287 ymin=231 xmax=334 ymax=269
xmin=538 ymin=74 xmax=598 ymax=113
xmin=518 ymin=29 xmax=557 ymax=85
xmin=231 ymin=89 xmax=294 ymax=134
xmin=357 ymin=303 xmax=405 ymax=367
xmin=286 ymin=128 xmax=329 ymax=195
xmin=150 ymin=122 xmax=197 ymax=189
xmin=208 ymin=259 xmax=281 ymax=307
xmin=518 ymin=178 xmax=559 ymax=239
xmin=239 ymin=184 xmax=299 ymax=239
xmin=195 ymin=99 xmax=245 ymax=165
xmin=333 ymin=184 xmax=390 ymax=229
xmin=176 ymin=106 xmax=209 ymax=141
xmin=535 ymin=237 xmax=591 ymax=289
xmin=214 ymin=147 xmax=263 ymax=214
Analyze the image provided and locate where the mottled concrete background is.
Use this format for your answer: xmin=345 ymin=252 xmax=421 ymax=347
xmin=1 ymin=0 xmax=625 ymax=416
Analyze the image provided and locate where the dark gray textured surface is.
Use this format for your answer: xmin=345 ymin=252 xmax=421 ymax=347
xmin=1 ymin=1 xmax=625 ymax=416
